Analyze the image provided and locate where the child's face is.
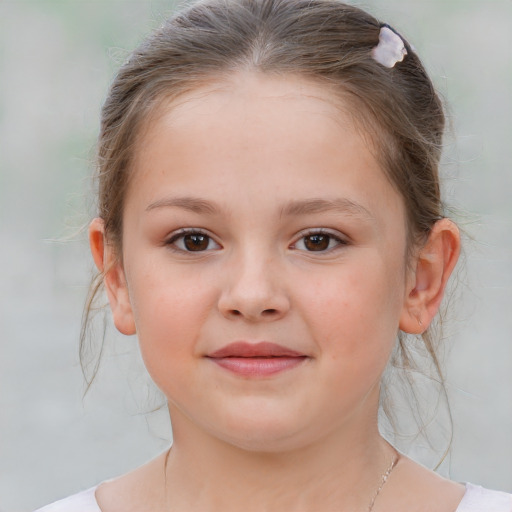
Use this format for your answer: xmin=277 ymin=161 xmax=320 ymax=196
xmin=116 ymin=72 xmax=414 ymax=450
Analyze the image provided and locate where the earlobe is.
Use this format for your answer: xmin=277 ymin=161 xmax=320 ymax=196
xmin=89 ymin=218 xmax=136 ymax=336
xmin=399 ymin=219 xmax=461 ymax=334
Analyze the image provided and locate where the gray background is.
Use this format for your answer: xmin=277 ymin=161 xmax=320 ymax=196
xmin=0 ymin=1 xmax=511 ymax=510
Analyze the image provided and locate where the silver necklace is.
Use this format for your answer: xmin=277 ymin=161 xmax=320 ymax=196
xmin=367 ymin=455 xmax=399 ymax=512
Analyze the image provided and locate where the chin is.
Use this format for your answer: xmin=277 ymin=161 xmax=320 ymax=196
xmin=210 ymin=410 xmax=317 ymax=454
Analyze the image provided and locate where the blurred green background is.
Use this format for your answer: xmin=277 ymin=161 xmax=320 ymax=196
xmin=0 ymin=1 xmax=511 ymax=510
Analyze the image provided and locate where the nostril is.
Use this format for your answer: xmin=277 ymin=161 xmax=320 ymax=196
xmin=262 ymin=309 xmax=278 ymax=316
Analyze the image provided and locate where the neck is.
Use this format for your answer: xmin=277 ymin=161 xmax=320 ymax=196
xmin=163 ymin=404 xmax=395 ymax=512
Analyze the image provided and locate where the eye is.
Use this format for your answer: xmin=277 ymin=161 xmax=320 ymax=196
xmin=292 ymin=231 xmax=346 ymax=252
xmin=167 ymin=230 xmax=221 ymax=252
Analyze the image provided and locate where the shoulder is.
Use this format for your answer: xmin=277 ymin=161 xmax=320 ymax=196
xmin=389 ymin=457 xmax=512 ymax=512
xmin=456 ymin=483 xmax=512 ymax=512
xmin=33 ymin=486 xmax=101 ymax=512
xmin=380 ymin=456 xmax=465 ymax=511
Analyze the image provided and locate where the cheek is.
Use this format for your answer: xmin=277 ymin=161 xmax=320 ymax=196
xmin=126 ymin=259 xmax=216 ymax=388
xmin=298 ymin=252 xmax=405 ymax=360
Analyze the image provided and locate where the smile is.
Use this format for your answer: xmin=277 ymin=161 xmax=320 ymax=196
xmin=206 ymin=342 xmax=308 ymax=377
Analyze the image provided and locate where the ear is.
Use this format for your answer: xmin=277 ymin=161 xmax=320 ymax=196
xmin=399 ymin=219 xmax=460 ymax=334
xmin=89 ymin=218 xmax=136 ymax=335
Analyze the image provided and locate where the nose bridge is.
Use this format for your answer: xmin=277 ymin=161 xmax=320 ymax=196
xmin=218 ymin=239 xmax=289 ymax=321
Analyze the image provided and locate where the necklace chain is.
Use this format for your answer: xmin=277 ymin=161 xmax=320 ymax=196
xmin=164 ymin=449 xmax=399 ymax=512
xmin=367 ymin=455 xmax=399 ymax=512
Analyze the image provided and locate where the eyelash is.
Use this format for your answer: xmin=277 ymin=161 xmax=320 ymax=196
xmin=166 ymin=228 xmax=347 ymax=254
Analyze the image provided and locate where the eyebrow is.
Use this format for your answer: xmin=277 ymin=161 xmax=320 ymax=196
xmin=145 ymin=195 xmax=373 ymax=220
xmin=280 ymin=198 xmax=374 ymax=220
xmin=146 ymin=196 xmax=219 ymax=215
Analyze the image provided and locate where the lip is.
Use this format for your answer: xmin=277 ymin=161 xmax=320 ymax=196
xmin=206 ymin=341 xmax=308 ymax=377
xmin=208 ymin=341 xmax=304 ymax=358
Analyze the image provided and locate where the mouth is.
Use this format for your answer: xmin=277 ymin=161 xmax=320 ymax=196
xmin=206 ymin=341 xmax=308 ymax=377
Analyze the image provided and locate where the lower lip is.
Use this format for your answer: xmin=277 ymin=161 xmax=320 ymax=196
xmin=208 ymin=357 xmax=307 ymax=377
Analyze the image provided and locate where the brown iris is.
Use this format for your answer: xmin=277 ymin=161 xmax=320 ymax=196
xmin=303 ymin=234 xmax=330 ymax=251
xmin=183 ymin=234 xmax=210 ymax=251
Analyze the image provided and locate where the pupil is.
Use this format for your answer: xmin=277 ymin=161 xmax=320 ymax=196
xmin=184 ymin=234 xmax=208 ymax=251
xmin=305 ymin=235 xmax=329 ymax=251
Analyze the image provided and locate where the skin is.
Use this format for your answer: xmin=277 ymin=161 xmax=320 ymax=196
xmin=90 ymin=72 xmax=463 ymax=511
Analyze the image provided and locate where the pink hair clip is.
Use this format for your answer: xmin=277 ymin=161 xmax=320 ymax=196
xmin=371 ymin=25 xmax=407 ymax=68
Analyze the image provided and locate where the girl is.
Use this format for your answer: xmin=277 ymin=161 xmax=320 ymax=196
xmin=36 ymin=0 xmax=512 ymax=510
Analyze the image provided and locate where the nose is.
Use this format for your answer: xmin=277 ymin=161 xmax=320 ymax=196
xmin=217 ymin=252 xmax=290 ymax=322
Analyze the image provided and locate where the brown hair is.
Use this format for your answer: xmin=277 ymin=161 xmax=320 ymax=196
xmin=82 ymin=0 xmax=449 ymax=450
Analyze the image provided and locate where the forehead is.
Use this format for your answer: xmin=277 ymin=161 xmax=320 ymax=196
xmin=159 ymin=72 xmax=348 ymax=122
xmin=138 ymin=72 xmax=358 ymax=156
xmin=128 ymin=71 xmax=404 ymax=226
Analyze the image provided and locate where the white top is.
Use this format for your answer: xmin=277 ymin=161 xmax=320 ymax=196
xmin=457 ymin=483 xmax=512 ymax=511
xmin=34 ymin=482 xmax=512 ymax=511
xmin=34 ymin=486 xmax=100 ymax=512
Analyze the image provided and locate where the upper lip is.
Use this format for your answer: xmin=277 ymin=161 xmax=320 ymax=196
xmin=207 ymin=341 xmax=305 ymax=358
